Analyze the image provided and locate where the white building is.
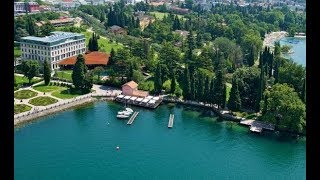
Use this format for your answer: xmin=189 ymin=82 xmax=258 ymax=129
xmin=14 ymin=2 xmax=25 ymax=13
xmin=19 ymin=31 xmax=86 ymax=70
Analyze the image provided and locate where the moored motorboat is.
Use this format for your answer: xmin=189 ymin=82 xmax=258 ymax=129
xmin=118 ymin=110 xmax=132 ymax=116
xmin=117 ymin=114 xmax=129 ymax=119
xmin=125 ymin=108 xmax=133 ymax=113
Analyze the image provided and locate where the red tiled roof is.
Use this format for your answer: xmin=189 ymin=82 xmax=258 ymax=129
xmin=132 ymin=90 xmax=149 ymax=97
xmin=58 ymin=52 xmax=110 ymax=65
xmin=122 ymin=80 xmax=138 ymax=89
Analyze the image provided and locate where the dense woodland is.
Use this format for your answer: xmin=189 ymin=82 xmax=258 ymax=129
xmin=14 ymin=1 xmax=306 ymax=134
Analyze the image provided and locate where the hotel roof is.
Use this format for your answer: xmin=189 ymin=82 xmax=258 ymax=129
xmin=21 ymin=31 xmax=85 ymax=44
xmin=58 ymin=52 xmax=110 ymax=65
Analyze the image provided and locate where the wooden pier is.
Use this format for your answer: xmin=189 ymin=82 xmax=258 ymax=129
xmin=168 ymin=114 xmax=174 ymax=128
xmin=127 ymin=112 xmax=139 ymax=125
xmin=240 ymin=119 xmax=275 ymax=133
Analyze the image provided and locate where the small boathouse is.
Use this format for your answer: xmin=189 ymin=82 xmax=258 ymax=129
xmin=115 ymin=81 xmax=163 ymax=109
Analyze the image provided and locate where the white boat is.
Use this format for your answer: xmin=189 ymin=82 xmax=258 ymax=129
xmin=125 ymin=108 xmax=133 ymax=113
xmin=117 ymin=114 xmax=129 ymax=119
xmin=118 ymin=110 xmax=132 ymax=116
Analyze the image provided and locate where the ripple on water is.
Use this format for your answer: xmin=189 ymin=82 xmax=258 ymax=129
xmin=14 ymin=102 xmax=306 ymax=180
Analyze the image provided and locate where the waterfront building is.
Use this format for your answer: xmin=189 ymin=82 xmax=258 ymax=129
xmin=122 ymin=81 xmax=149 ymax=98
xmin=19 ymin=31 xmax=86 ymax=70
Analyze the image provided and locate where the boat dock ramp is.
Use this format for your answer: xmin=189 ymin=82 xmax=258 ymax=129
xmin=127 ymin=111 xmax=139 ymax=125
xmin=168 ymin=114 xmax=174 ymax=128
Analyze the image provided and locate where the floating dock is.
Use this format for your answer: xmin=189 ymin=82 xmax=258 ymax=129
xmin=240 ymin=119 xmax=275 ymax=133
xmin=127 ymin=112 xmax=139 ymax=125
xmin=115 ymin=95 xmax=163 ymax=109
xmin=168 ymin=114 xmax=174 ymax=128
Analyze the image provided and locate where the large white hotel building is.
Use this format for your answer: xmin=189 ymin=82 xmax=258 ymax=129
xmin=20 ymin=31 xmax=86 ymax=70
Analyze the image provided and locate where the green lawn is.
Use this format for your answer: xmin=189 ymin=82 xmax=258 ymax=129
xmin=33 ymin=84 xmax=66 ymax=92
xmin=14 ymin=90 xmax=38 ymax=99
xmin=33 ymin=84 xmax=81 ymax=99
xmin=29 ymin=96 xmax=58 ymax=106
xmin=82 ymin=31 xmax=123 ymax=53
xmin=55 ymin=70 xmax=73 ymax=81
xmin=14 ymin=104 xmax=32 ymax=114
xmin=15 ymin=75 xmax=42 ymax=86
xmin=150 ymin=11 xmax=184 ymax=20
xmin=226 ymin=83 xmax=232 ymax=102
xmin=14 ymin=46 xmax=22 ymax=58
xmin=51 ymin=89 xmax=82 ymax=99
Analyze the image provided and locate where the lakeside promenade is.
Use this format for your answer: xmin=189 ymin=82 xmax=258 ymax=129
xmin=14 ymin=82 xmax=279 ymax=134
xmin=14 ymin=83 xmax=122 ymax=126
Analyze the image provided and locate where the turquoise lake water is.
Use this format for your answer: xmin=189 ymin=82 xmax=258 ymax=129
xmin=14 ymin=102 xmax=306 ymax=179
xmin=280 ymin=37 xmax=306 ymax=66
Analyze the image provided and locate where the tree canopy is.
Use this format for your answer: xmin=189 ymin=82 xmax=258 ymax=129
xmin=21 ymin=60 xmax=40 ymax=84
xmin=261 ymin=83 xmax=306 ymax=133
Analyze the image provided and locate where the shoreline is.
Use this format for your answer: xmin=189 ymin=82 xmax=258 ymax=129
xmin=162 ymin=98 xmax=306 ymax=137
xmin=263 ymin=31 xmax=288 ymax=47
xmin=14 ymin=96 xmax=114 ymax=127
xmin=14 ymin=95 xmax=305 ymax=136
xmin=14 ymin=97 xmax=97 ymax=127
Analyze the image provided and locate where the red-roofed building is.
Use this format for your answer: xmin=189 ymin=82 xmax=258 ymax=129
xmin=122 ymin=81 xmax=149 ymax=98
xmin=58 ymin=51 xmax=110 ymax=69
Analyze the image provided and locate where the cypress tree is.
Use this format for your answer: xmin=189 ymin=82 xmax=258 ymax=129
xmin=274 ymin=58 xmax=279 ymax=83
xmin=197 ymin=73 xmax=204 ymax=102
xmin=203 ymin=76 xmax=210 ymax=103
xmin=248 ymin=46 xmax=255 ymax=67
xmin=186 ymin=31 xmax=195 ymax=64
xmin=262 ymin=93 xmax=268 ymax=115
xmin=135 ymin=18 xmax=140 ymax=28
xmin=213 ymin=55 xmax=226 ymax=108
xmin=256 ymin=64 xmax=265 ymax=112
xmin=91 ymin=33 xmax=99 ymax=51
xmin=154 ymin=64 xmax=162 ymax=94
xmin=99 ymin=12 xmax=105 ymax=22
xmin=25 ymin=16 xmax=36 ymax=36
xmin=190 ymin=72 xmax=196 ymax=100
xmin=109 ymin=48 xmax=116 ymax=66
xmin=209 ymin=78 xmax=215 ymax=106
xmin=72 ymin=54 xmax=87 ymax=90
xmin=43 ymin=59 xmax=51 ymax=85
xmin=127 ymin=62 xmax=134 ymax=81
xmin=258 ymin=52 xmax=263 ymax=68
xmin=227 ymin=79 xmax=241 ymax=111
xmin=170 ymin=69 xmax=176 ymax=94
xmin=182 ymin=66 xmax=191 ymax=100
xmin=269 ymin=53 xmax=273 ymax=78
xmin=88 ymin=38 xmax=93 ymax=51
